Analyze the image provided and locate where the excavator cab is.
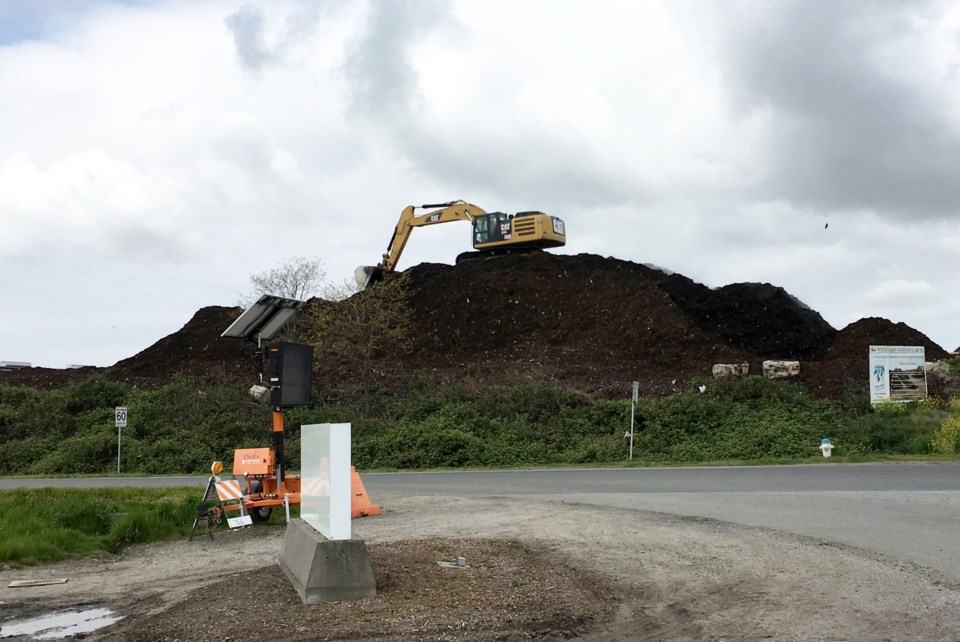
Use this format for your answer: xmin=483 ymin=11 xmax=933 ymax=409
xmin=472 ymin=211 xmax=565 ymax=251
xmin=473 ymin=212 xmax=511 ymax=245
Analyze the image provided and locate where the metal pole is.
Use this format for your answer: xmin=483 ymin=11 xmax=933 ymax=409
xmin=629 ymin=381 xmax=638 ymax=461
xmin=117 ymin=426 xmax=122 ymax=474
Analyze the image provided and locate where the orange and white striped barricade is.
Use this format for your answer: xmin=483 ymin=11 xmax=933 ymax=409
xmin=215 ymin=479 xmax=253 ymax=529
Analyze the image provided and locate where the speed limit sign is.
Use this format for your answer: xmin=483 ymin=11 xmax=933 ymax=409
xmin=115 ymin=406 xmax=128 ymax=428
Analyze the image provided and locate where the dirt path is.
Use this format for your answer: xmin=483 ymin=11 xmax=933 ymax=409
xmin=2 ymin=494 xmax=960 ymax=639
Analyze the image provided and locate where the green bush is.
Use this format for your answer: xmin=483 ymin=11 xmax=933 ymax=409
xmin=0 ymin=372 xmax=955 ymax=474
xmin=132 ymin=436 xmax=218 ymax=475
xmin=65 ymin=376 xmax=128 ymax=415
xmin=944 ymin=357 xmax=960 ymax=378
xmin=839 ymin=399 xmax=952 ymax=455
xmin=931 ymin=416 xmax=960 ymax=454
xmin=635 ymin=378 xmax=853 ymax=462
xmin=29 ymin=430 xmax=118 ymax=475
xmin=0 ymin=385 xmax=73 ymax=441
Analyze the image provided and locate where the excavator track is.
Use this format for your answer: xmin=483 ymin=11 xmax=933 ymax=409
xmin=455 ymin=247 xmax=543 ymax=265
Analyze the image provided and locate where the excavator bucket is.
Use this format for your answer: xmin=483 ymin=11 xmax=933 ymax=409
xmin=354 ymin=265 xmax=384 ymax=290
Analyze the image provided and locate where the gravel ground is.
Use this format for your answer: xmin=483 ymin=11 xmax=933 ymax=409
xmin=2 ymin=494 xmax=960 ymax=640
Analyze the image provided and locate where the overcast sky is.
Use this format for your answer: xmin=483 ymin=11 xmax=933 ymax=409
xmin=2 ymin=0 xmax=958 ymax=368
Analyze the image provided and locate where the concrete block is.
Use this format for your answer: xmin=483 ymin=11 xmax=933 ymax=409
xmin=762 ymin=360 xmax=800 ymax=379
xmin=712 ymin=363 xmax=749 ymax=377
xmin=278 ymin=518 xmax=376 ymax=604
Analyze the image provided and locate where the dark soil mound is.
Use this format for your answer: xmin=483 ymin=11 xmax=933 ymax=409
xmin=800 ymin=318 xmax=949 ymax=400
xmin=390 ymin=252 xmax=841 ymax=391
xmin=0 ymin=365 xmax=98 ymax=389
xmin=2 ymin=253 xmax=947 ymax=400
xmin=827 ymin=317 xmax=948 ymax=361
xmin=658 ymin=275 xmax=836 ymax=359
xmin=111 ymin=306 xmax=254 ymax=380
xmin=400 ymin=253 xmax=746 ymax=392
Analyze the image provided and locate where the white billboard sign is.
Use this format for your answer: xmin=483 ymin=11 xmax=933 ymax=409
xmin=300 ymin=423 xmax=352 ymax=540
xmin=868 ymin=346 xmax=927 ymax=404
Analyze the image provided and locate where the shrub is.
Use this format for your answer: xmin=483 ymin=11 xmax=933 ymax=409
xmin=29 ymin=431 xmax=118 ymax=474
xmin=945 ymin=357 xmax=960 ymax=378
xmin=65 ymin=376 xmax=128 ymax=415
xmin=873 ymin=400 xmax=909 ymax=415
xmin=1 ymin=371 xmax=955 ymax=474
xmin=0 ymin=386 xmax=73 ymax=442
xmin=931 ymin=416 xmax=960 ymax=455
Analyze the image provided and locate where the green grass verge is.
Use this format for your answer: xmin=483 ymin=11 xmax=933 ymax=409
xmin=0 ymin=487 xmax=278 ymax=568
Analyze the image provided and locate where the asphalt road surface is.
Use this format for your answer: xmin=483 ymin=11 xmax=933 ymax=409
xmin=3 ymin=462 xmax=958 ymax=580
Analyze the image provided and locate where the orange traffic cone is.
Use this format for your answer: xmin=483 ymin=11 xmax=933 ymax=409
xmin=350 ymin=466 xmax=381 ymax=518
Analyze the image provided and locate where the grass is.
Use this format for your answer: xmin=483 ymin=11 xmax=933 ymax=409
xmin=0 ymin=487 xmax=258 ymax=567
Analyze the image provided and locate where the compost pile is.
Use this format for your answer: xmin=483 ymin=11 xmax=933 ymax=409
xmin=1 ymin=253 xmax=949 ymax=399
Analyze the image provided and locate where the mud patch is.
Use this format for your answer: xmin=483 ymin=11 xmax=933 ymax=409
xmin=0 ymin=605 xmax=122 ymax=640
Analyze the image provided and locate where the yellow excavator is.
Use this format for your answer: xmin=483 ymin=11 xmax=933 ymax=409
xmin=356 ymin=200 xmax=566 ymax=288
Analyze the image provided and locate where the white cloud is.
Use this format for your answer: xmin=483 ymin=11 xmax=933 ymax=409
xmin=864 ymin=279 xmax=938 ymax=308
xmin=0 ymin=0 xmax=958 ymax=367
xmin=715 ymin=0 xmax=960 ymax=218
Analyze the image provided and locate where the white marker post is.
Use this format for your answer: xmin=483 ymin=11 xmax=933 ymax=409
xmin=629 ymin=382 xmax=638 ymax=461
xmin=300 ymin=423 xmax=352 ymax=540
xmin=115 ymin=406 xmax=127 ymax=474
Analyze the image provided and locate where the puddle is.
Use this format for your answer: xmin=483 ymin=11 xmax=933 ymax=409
xmin=0 ymin=607 xmax=123 ymax=640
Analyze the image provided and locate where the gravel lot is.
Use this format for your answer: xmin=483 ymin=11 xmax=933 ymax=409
xmin=2 ymin=494 xmax=960 ymax=640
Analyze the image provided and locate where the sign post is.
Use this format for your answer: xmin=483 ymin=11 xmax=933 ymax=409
xmin=629 ymin=382 xmax=639 ymax=461
xmin=115 ymin=406 xmax=127 ymax=474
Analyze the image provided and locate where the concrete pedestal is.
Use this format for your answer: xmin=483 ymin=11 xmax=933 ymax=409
xmin=278 ymin=518 xmax=376 ymax=604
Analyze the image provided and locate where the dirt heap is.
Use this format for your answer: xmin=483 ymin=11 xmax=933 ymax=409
xmin=402 ymin=254 xmax=740 ymax=392
xmin=801 ymin=318 xmax=948 ymax=399
xmin=112 ymin=306 xmax=253 ymax=380
xmin=396 ymin=252 xmax=839 ymax=393
xmin=827 ymin=318 xmax=947 ymax=361
xmin=0 ymin=252 xmax=949 ymax=398
xmin=658 ymin=275 xmax=836 ymax=359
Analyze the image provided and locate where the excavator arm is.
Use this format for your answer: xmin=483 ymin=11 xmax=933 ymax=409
xmin=356 ymin=201 xmax=487 ymax=288
xmin=381 ymin=201 xmax=489 ymax=272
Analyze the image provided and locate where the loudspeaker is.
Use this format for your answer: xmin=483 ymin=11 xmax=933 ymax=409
xmin=268 ymin=342 xmax=313 ymax=408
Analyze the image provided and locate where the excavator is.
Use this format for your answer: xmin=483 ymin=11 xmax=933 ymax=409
xmin=355 ymin=200 xmax=566 ymax=288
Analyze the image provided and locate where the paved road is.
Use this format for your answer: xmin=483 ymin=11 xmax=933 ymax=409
xmin=3 ymin=463 xmax=958 ymax=580
xmin=362 ymin=463 xmax=960 ymax=580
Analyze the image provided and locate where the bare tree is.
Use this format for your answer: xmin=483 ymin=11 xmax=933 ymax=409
xmin=239 ymin=256 xmax=326 ymax=306
xmin=237 ymin=256 xmax=327 ymax=344
xmin=320 ymin=277 xmax=361 ymax=302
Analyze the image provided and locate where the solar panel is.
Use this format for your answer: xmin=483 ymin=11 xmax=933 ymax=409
xmin=221 ymin=294 xmax=307 ymax=341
